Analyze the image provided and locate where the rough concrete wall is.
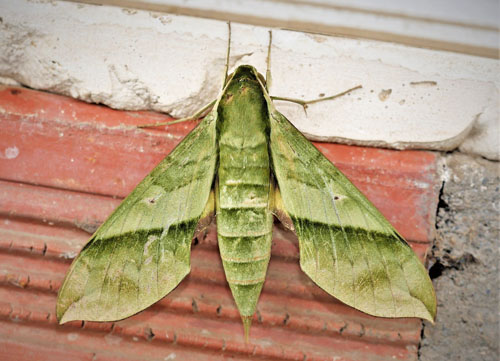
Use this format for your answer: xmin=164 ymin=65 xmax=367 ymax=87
xmin=419 ymin=153 xmax=499 ymax=360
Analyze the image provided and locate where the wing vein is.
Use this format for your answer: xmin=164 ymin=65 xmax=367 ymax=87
xmin=316 ymin=174 xmax=340 ymax=292
xmin=338 ymin=186 xmax=377 ymax=314
xmin=360 ymin=209 xmax=397 ymax=316
xmin=321 ymin=174 xmax=357 ymax=308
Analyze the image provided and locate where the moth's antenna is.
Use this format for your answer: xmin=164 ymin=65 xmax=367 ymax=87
xmin=266 ymin=30 xmax=272 ymax=92
xmin=222 ymin=22 xmax=231 ymax=88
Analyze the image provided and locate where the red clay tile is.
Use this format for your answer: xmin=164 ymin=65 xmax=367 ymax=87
xmin=0 ymin=86 xmax=439 ymax=360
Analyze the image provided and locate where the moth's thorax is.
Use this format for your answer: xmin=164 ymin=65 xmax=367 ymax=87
xmin=217 ymin=68 xmax=269 ymax=145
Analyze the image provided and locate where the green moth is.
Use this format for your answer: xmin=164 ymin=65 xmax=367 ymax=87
xmin=56 ymin=25 xmax=436 ymax=340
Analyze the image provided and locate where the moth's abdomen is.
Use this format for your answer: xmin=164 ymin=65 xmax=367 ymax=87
xmin=216 ymin=70 xmax=272 ymax=330
xmin=217 ymin=151 xmax=273 ymax=322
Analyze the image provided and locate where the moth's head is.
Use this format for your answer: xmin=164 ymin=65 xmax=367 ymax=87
xmin=228 ymin=65 xmax=267 ymax=88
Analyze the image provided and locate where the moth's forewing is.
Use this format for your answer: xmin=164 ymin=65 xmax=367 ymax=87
xmin=56 ymin=113 xmax=218 ymax=323
xmin=261 ymin=82 xmax=436 ymax=321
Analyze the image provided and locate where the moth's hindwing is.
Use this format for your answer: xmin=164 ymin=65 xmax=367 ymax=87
xmin=56 ymin=114 xmax=218 ymax=323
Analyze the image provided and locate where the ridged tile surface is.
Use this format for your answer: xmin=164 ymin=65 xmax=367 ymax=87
xmin=0 ymin=86 xmax=439 ymax=360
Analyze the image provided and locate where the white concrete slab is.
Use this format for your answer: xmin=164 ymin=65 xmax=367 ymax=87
xmin=0 ymin=0 xmax=498 ymax=159
xmin=66 ymin=0 xmax=500 ymax=57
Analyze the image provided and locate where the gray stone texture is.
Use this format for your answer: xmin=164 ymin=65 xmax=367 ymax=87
xmin=420 ymin=152 xmax=499 ymax=361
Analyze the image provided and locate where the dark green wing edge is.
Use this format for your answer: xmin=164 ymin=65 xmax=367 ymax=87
xmin=56 ymin=113 xmax=218 ymax=323
xmin=264 ymin=94 xmax=436 ymax=322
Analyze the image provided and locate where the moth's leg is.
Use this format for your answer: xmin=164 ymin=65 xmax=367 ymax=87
xmin=222 ymin=22 xmax=231 ymax=88
xmin=265 ymin=30 xmax=272 ymax=92
xmin=271 ymin=181 xmax=295 ymax=232
xmin=271 ymin=85 xmax=362 ymax=113
xmin=194 ymin=188 xmax=215 ymax=240
xmin=137 ymin=99 xmax=216 ymax=128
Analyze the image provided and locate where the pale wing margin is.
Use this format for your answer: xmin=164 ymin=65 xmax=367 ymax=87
xmin=267 ymin=106 xmax=436 ymax=322
xmin=57 ymin=113 xmax=218 ymax=323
